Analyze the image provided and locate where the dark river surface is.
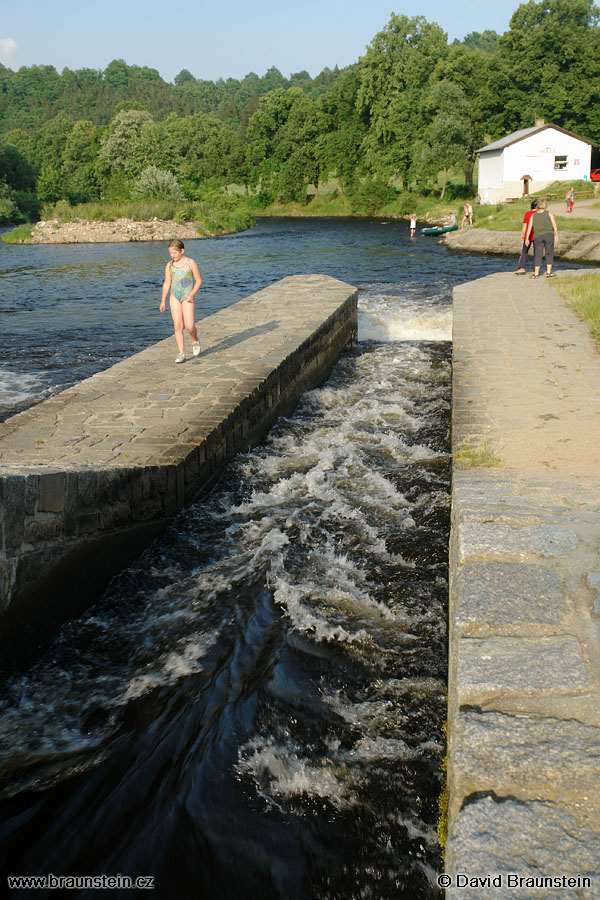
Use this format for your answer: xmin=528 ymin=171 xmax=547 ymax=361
xmin=0 ymin=219 xmax=512 ymax=898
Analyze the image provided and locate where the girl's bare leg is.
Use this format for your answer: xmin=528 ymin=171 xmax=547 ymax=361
xmin=182 ymin=301 xmax=198 ymax=342
xmin=169 ymin=296 xmax=185 ymax=353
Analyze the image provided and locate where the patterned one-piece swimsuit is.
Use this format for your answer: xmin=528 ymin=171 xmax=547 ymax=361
xmin=170 ymin=261 xmax=194 ymax=302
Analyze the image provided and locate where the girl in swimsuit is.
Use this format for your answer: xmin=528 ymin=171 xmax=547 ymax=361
xmin=159 ymin=239 xmax=203 ymax=363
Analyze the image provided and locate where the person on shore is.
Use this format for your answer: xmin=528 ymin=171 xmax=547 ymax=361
xmin=565 ymin=187 xmax=573 ymax=212
xmin=515 ymin=199 xmax=537 ymax=274
xmin=160 ymin=239 xmax=203 ymax=363
xmin=461 ymin=203 xmax=469 ymax=229
xmin=525 ymin=199 xmax=559 ymax=278
xmin=449 ymin=212 xmax=457 ymax=227
xmin=570 ymin=188 xmax=575 ymax=213
xmin=467 ymin=202 xmax=473 ymax=225
xmin=410 ymin=214 xmax=417 ymax=237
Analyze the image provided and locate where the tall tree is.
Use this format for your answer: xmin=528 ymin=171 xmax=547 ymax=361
xmin=431 ymin=44 xmax=502 ymax=185
xmin=315 ymin=68 xmax=367 ymax=190
xmin=498 ymin=0 xmax=600 ymax=136
xmin=412 ymin=81 xmax=473 ymax=197
xmin=357 ymin=14 xmax=449 ymax=186
xmin=246 ymin=87 xmax=319 ymax=200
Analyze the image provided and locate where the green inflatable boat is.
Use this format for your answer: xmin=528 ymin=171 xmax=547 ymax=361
xmin=420 ymin=224 xmax=459 ymax=236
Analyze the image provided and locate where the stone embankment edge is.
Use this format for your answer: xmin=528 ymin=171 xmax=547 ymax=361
xmin=444 ymin=275 xmax=600 ymax=897
xmin=443 ymin=227 xmax=600 ymax=263
xmin=0 ymin=277 xmax=357 ymax=664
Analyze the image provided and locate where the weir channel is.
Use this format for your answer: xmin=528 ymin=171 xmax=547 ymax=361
xmin=0 ymin=274 xmax=357 ymax=661
xmin=0 ymin=228 xmax=455 ymax=897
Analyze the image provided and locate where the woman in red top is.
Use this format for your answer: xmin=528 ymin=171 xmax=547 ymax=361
xmin=515 ymin=200 xmax=537 ymax=274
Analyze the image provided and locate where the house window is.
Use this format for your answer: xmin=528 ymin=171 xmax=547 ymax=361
xmin=554 ymin=155 xmax=568 ymax=170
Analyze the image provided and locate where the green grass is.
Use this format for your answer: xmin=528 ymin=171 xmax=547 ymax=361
xmin=532 ymin=179 xmax=598 ymax=202
xmin=556 ymin=272 xmax=600 ymax=348
xmin=455 ymin=442 xmax=501 ymax=467
xmin=260 ymin=188 xmax=465 ymax=221
xmin=1 ymin=224 xmax=32 ymax=243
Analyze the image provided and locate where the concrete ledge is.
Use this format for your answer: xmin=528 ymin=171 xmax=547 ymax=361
xmin=0 ymin=274 xmax=357 ymax=658
xmin=447 ymin=272 xmax=600 ymax=893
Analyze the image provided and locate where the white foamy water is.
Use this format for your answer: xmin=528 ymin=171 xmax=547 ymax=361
xmin=358 ymin=293 xmax=453 ymax=342
xmin=0 ymin=366 xmax=47 ymax=415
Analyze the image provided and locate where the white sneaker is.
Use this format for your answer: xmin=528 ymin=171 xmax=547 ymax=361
xmin=175 ymin=352 xmax=185 ymax=364
xmin=192 ymin=341 xmax=200 ymax=357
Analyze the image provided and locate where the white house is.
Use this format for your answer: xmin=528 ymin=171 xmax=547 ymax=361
xmin=476 ymin=122 xmax=594 ymax=204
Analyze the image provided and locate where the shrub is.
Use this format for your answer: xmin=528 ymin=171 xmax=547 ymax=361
xmin=1 ymin=224 xmax=32 ymax=243
xmin=0 ymin=183 xmax=27 ymax=224
xmin=346 ymin=177 xmax=397 ymax=215
xmin=0 ymin=196 xmax=24 ymax=225
xmin=130 ymin=166 xmax=185 ymax=202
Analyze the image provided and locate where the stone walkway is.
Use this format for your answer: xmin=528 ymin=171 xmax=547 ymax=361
xmin=0 ymin=275 xmax=354 ymax=473
xmin=446 ymin=271 xmax=600 ymax=897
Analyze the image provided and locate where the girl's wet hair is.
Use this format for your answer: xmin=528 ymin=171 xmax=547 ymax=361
xmin=168 ymin=239 xmax=185 ymax=251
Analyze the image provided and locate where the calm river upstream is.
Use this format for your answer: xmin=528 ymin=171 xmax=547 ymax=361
xmin=0 ymin=219 xmax=510 ymax=898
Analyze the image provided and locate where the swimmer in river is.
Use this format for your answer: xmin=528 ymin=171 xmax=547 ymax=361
xmin=159 ymin=239 xmax=203 ymax=363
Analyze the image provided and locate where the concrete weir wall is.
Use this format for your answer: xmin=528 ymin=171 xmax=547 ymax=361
xmin=0 ymin=275 xmax=357 ymax=653
xmin=446 ymin=272 xmax=600 ymax=895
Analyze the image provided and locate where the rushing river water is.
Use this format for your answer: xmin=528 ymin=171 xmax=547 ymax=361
xmin=0 ymin=219 xmax=511 ymax=898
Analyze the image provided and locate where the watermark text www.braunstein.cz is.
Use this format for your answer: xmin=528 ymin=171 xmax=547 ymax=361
xmin=437 ymin=873 xmax=593 ymax=890
xmin=7 ymin=874 xmax=154 ymax=891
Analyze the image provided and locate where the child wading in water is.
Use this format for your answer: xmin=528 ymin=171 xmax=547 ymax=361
xmin=160 ymin=239 xmax=203 ymax=363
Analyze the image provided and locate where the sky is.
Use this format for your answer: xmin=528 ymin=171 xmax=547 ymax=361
xmin=1 ymin=0 xmax=521 ymax=83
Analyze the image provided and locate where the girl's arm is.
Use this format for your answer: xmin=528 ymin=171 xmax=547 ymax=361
xmin=550 ymin=211 xmax=559 ymax=241
xmin=160 ymin=262 xmax=171 ymax=312
xmin=188 ymin=259 xmax=203 ymax=301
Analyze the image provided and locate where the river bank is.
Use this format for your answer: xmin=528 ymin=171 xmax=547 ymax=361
xmin=443 ymin=227 xmax=600 ymax=263
xmin=8 ymin=217 xmax=210 ymax=244
xmin=2 ymin=210 xmax=448 ymax=245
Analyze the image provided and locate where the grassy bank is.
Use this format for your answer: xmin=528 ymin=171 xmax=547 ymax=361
xmin=260 ymin=189 xmax=462 ymax=222
xmin=1 ymin=197 xmax=256 ymax=243
xmin=1 ymin=189 xmax=466 ymax=244
xmin=556 ymin=273 xmax=600 ymax=347
xmin=1 ymin=224 xmax=33 ymax=243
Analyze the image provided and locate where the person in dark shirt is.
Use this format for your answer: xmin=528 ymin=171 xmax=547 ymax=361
xmin=525 ymin=200 xmax=559 ymax=278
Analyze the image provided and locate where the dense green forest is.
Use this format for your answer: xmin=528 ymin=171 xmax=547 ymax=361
xmin=1 ymin=0 xmax=599 ymax=226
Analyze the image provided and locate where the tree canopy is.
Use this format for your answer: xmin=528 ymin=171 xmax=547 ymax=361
xmin=1 ymin=0 xmax=599 ymax=218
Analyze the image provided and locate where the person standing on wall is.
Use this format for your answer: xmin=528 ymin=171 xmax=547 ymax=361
xmin=515 ymin=199 xmax=538 ymax=274
xmin=160 ymin=239 xmax=203 ymax=363
xmin=525 ymin=200 xmax=559 ymax=278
